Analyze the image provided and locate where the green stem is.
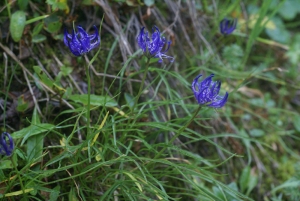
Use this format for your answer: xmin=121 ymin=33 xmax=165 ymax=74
xmin=131 ymin=57 xmax=151 ymax=113
xmin=85 ymin=60 xmax=91 ymax=138
xmin=154 ymin=105 xmax=202 ymax=160
xmin=10 ymin=157 xmax=25 ymax=196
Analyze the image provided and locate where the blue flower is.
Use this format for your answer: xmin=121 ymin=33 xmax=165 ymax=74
xmin=0 ymin=132 xmax=14 ymax=156
xmin=192 ymin=74 xmax=228 ymax=108
xmin=137 ymin=26 xmax=174 ymax=63
xmin=64 ymin=25 xmax=100 ymax=56
xmin=220 ymin=18 xmax=237 ymax=35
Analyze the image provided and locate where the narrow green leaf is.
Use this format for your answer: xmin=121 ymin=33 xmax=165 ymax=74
xmin=239 ymin=166 xmax=250 ymax=193
xmin=69 ymin=94 xmax=118 ymax=107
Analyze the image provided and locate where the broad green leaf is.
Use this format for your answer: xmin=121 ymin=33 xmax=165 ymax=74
xmin=33 ymin=65 xmax=54 ymax=88
xmin=49 ymin=186 xmax=60 ymax=201
xmin=44 ymin=14 xmax=62 ymax=33
xmin=144 ymin=0 xmax=154 ymax=6
xmin=239 ymin=166 xmax=250 ymax=193
xmin=18 ymin=0 xmax=29 ymax=10
xmin=60 ymin=65 xmax=73 ymax=76
xmin=293 ymin=115 xmax=300 ymax=132
xmin=12 ymin=123 xmax=55 ymax=142
xmin=265 ymin=17 xmax=290 ymax=44
xmin=27 ymin=107 xmax=44 ymax=162
xmin=81 ymin=0 xmax=94 ymax=5
xmin=278 ymin=0 xmax=300 ymax=20
xmin=32 ymin=22 xmax=44 ymax=36
xmin=10 ymin=11 xmax=26 ymax=42
xmin=69 ymin=94 xmax=118 ymax=107
xmin=68 ymin=187 xmax=79 ymax=201
xmin=32 ymin=34 xmax=47 ymax=43
xmin=17 ymin=95 xmax=29 ymax=112
xmin=0 ymin=160 xmax=13 ymax=169
xmin=246 ymin=172 xmax=258 ymax=196
xmin=249 ymin=129 xmax=265 ymax=137
xmin=124 ymin=92 xmax=134 ymax=108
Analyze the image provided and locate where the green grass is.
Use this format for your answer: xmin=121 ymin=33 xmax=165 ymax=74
xmin=0 ymin=0 xmax=300 ymax=200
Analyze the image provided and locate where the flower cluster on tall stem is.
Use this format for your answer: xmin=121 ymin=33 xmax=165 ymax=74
xmin=0 ymin=132 xmax=14 ymax=156
xmin=137 ymin=26 xmax=174 ymax=63
xmin=64 ymin=25 xmax=100 ymax=56
xmin=192 ymin=74 xmax=228 ymax=108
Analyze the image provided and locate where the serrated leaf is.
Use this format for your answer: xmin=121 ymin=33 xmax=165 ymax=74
xmin=10 ymin=11 xmax=26 ymax=42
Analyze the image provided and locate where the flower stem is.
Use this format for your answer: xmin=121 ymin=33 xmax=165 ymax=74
xmin=10 ymin=156 xmax=26 ymax=196
xmin=131 ymin=57 xmax=151 ymax=113
xmin=154 ymin=105 xmax=202 ymax=160
xmin=85 ymin=60 xmax=91 ymax=138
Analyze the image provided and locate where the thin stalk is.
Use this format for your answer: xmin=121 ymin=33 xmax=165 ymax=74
xmin=154 ymin=105 xmax=202 ymax=160
xmin=131 ymin=57 xmax=151 ymax=113
xmin=85 ymin=61 xmax=91 ymax=138
xmin=10 ymin=157 xmax=25 ymax=196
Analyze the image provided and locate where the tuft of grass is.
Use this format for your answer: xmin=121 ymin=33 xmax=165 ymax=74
xmin=0 ymin=0 xmax=300 ymax=200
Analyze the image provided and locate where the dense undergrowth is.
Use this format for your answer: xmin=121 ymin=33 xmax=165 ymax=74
xmin=0 ymin=0 xmax=300 ymax=200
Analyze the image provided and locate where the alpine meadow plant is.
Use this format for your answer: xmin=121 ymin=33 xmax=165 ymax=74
xmin=63 ymin=24 xmax=101 ymax=139
xmin=0 ymin=132 xmax=14 ymax=156
xmin=192 ymin=74 xmax=228 ymax=108
xmin=220 ymin=18 xmax=237 ymax=35
xmin=137 ymin=26 xmax=174 ymax=63
xmin=64 ymin=25 xmax=100 ymax=56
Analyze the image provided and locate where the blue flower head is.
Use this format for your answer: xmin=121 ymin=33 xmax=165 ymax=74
xmin=192 ymin=74 xmax=228 ymax=108
xmin=220 ymin=18 xmax=237 ymax=35
xmin=64 ymin=25 xmax=100 ymax=56
xmin=0 ymin=132 xmax=14 ymax=156
xmin=137 ymin=26 xmax=174 ymax=63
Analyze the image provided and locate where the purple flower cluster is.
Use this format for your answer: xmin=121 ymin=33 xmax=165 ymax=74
xmin=0 ymin=132 xmax=14 ymax=156
xmin=64 ymin=25 xmax=100 ymax=56
xmin=137 ymin=26 xmax=174 ymax=63
xmin=63 ymin=24 xmax=230 ymax=108
xmin=192 ymin=74 xmax=228 ymax=108
xmin=220 ymin=18 xmax=237 ymax=35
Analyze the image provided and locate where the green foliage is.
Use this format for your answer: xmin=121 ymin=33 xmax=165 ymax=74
xmin=222 ymin=44 xmax=244 ymax=70
xmin=1 ymin=0 xmax=300 ymax=200
xmin=9 ymin=11 xmax=26 ymax=42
